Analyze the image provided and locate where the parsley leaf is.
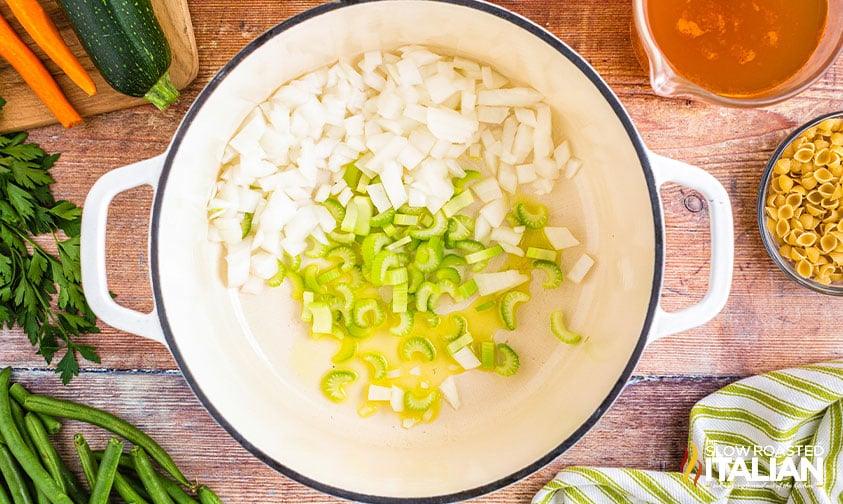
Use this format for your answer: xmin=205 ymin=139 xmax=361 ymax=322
xmin=0 ymin=110 xmax=100 ymax=384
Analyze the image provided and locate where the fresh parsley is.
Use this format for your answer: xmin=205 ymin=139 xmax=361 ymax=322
xmin=0 ymin=110 xmax=100 ymax=384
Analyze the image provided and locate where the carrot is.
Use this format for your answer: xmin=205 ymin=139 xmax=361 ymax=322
xmin=0 ymin=13 xmax=81 ymax=127
xmin=5 ymin=0 xmax=96 ymax=96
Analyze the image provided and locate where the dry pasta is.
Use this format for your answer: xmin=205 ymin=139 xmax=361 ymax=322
xmin=765 ymin=117 xmax=843 ymax=284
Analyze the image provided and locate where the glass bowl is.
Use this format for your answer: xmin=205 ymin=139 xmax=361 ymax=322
xmin=758 ymin=111 xmax=843 ymax=294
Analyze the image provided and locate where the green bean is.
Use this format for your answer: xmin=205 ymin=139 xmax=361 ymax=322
xmin=129 ymin=447 xmax=173 ymax=504
xmin=5 ymin=403 xmax=41 ymax=504
xmin=0 ymin=369 xmax=72 ymax=504
xmin=0 ymin=478 xmax=12 ymax=504
xmin=22 ymin=415 xmax=65 ymax=496
xmin=89 ymin=438 xmax=122 ymax=504
xmin=22 ymin=395 xmax=190 ymax=488
xmin=0 ymin=442 xmax=33 ymax=504
xmin=158 ymin=477 xmax=197 ymax=504
xmin=57 ymin=466 xmax=87 ymax=504
xmin=116 ymin=472 xmax=150 ymax=502
xmin=8 ymin=388 xmax=60 ymax=436
xmin=196 ymin=486 xmax=222 ymax=504
xmin=70 ymin=435 xmax=96 ymax=490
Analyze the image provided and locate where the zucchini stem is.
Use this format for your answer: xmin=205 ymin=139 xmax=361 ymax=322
xmin=143 ymin=72 xmax=179 ymax=110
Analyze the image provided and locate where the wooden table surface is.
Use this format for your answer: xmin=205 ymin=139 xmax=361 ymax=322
xmin=2 ymin=1 xmax=843 ymax=502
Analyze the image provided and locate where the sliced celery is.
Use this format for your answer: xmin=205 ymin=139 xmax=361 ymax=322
xmin=480 ymin=341 xmax=496 ymax=369
xmin=361 ymin=352 xmax=389 ymax=380
xmin=494 ymin=344 xmax=519 ymax=376
xmin=371 ymin=208 xmax=396 ymax=227
xmin=394 ymin=214 xmax=420 ymax=226
xmin=404 ymin=389 xmax=439 ymax=412
xmin=400 ymin=336 xmax=436 ymax=361
xmin=441 ymin=190 xmax=475 ymax=218
xmin=514 ymin=202 xmax=549 ymax=229
xmin=550 ymin=310 xmax=582 ymax=344
xmin=446 ymin=332 xmax=474 ymax=355
xmin=525 ymin=247 xmax=557 ymax=262
xmin=353 ymin=298 xmax=386 ymax=328
xmin=465 ymin=245 xmax=504 ymax=264
xmin=390 ymin=311 xmax=415 ymax=336
xmin=499 ymin=290 xmax=530 ymax=330
xmin=533 ymin=260 xmax=564 ymax=289
xmin=409 ymin=211 xmax=448 ymax=239
xmin=321 ymin=369 xmax=357 ymax=402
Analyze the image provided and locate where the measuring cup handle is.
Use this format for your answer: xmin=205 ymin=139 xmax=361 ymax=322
xmin=80 ymin=155 xmax=166 ymax=345
xmin=647 ymin=151 xmax=734 ymax=342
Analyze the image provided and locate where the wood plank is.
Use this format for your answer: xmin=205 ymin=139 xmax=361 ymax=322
xmin=0 ymin=0 xmax=199 ymax=132
xmin=1 ymin=369 xmax=733 ymax=503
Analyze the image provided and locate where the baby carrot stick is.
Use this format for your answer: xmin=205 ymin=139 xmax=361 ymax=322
xmin=4 ymin=0 xmax=96 ymax=96
xmin=0 ymin=13 xmax=81 ymax=127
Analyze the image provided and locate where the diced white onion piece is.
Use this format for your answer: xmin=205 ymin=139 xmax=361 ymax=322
xmin=225 ymin=240 xmax=252 ymax=287
xmin=516 ymin=163 xmax=537 ymax=184
xmin=259 ymin=190 xmax=296 ymax=232
xmin=544 ymin=226 xmax=580 ymax=250
xmin=473 ymin=270 xmax=529 ymax=296
xmin=514 ymin=107 xmax=537 ymax=127
xmin=338 ymin=186 xmax=354 ymax=206
xmin=534 ymin=157 xmax=559 ymax=180
xmin=250 ymin=252 xmax=279 ymax=279
xmin=490 ymin=226 xmax=523 ymax=246
xmin=408 ymin=366 xmax=421 ymax=377
xmin=452 ymin=346 xmax=481 ymax=370
xmin=240 ymin=276 xmax=264 ymax=295
xmin=366 ymin=183 xmax=393 ymax=213
xmin=477 ymin=88 xmax=544 ymax=107
xmin=439 ymin=376 xmax=461 ymax=410
xmin=479 ymin=199 xmax=508 ymax=227
xmin=553 ymin=140 xmax=572 ymax=170
xmin=396 ymin=58 xmax=424 ymax=86
xmin=499 ymin=242 xmax=525 ymax=257
xmin=512 ymin=123 xmax=534 ymax=164
xmin=398 ymin=143 xmax=425 ymax=170
xmin=228 ymin=112 xmax=266 ymax=154
xmin=425 ymin=73 xmax=459 ymax=103
xmin=498 ymin=163 xmax=518 ymax=194
xmin=471 ymin=177 xmax=503 ymax=203
xmin=368 ymin=384 xmax=393 ymax=401
xmin=390 ymin=386 xmax=405 ymax=412
xmin=474 ymin=215 xmax=492 ymax=243
xmin=532 ymin=178 xmax=556 ymax=196
xmin=426 ymin=106 xmax=478 ymax=144
xmin=313 ymin=184 xmax=331 ymax=203
xmin=568 ymin=254 xmax=595 ymax=284
xmin=477 ymin=106 xmax=509 ymax=124
xmin=408 ymin=128 xmax=436 ymax=155
xmin=565 ymin=157 xmax=584 ymax=179
xmin=402 ymin=418 xmax=419 ymax=429
xmin=380 ymin=161 xmax=408 ymax=209
xmin=360 ymin=50 xmax=382 ymax=72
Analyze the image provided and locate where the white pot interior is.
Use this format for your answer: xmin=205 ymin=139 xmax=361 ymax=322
xmin=154 ymin=1 xmax=658 ymax=499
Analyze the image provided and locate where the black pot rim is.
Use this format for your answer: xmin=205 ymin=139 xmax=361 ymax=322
xmin=150 ymin=1 xmax=664 ymax=502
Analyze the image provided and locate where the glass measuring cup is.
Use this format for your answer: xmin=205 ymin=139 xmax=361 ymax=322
xmin=631 ymin=0 xmax=843 ymax=107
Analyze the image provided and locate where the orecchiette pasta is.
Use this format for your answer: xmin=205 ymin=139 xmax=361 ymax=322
xmin=765 ymin=117 xmax=843 ymax=284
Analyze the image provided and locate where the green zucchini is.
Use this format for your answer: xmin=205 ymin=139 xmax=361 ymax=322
xmin=56 ymin=0 xmax=178 ymax=109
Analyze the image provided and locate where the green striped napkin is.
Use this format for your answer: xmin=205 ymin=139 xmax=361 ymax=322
xmin=533 ymin=361 xmax=843 ymax=504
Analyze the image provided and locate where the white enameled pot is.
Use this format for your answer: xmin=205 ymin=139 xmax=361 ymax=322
xmin=80 ymin=1 xmax=734 ymax=501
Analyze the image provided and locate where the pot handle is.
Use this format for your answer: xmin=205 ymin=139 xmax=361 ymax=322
xmin=646 ymin=151 xmax=734 ymax=342
xmin=80 ymin=154 xmax=167 ymax=345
